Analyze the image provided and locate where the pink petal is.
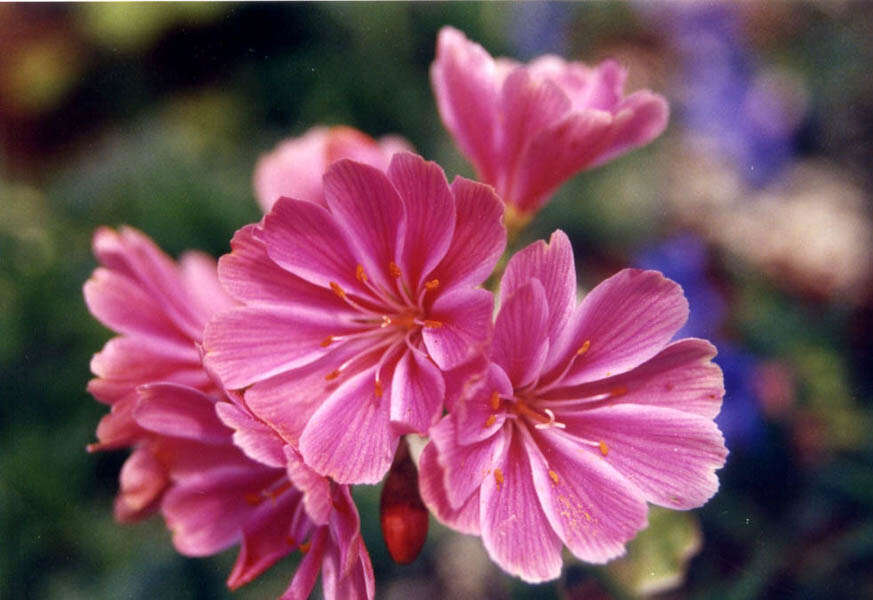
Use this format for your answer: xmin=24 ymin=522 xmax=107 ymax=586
xmin=219 ymin=224 xmax=341 ymax=308
xmin=453 ymin=363 xmax=513 ymax=445
xmin=541 ymin=338 xmax=725 ymax=419
xmin=282 ymin=526 xmax=329 ymax=600
xmin=162 ymin=466 xmax=281 ymax=556
xmin=558 ymin=404 xmax=727 ymax=509
xmin=320 ymin=535 xmax=375 ymax=600
xmin=422 ymin=287 xmax=494 ymax=370
xmin=443 ymin=352 xmax=491 ymax=414
xmin=114 ymin=447 xmax=167 ymax=522
xmin=492 ymin=280 xmax=550 ymax=389
xmin=203 ymin=304 xmax=343 ymax=389
xmin=178 ymin=250 xmax=236 ymax=317
xmin=479 ymin=428 xmax=564 ymax=583
xmin=526 ymin=427 xmax=649 ymax=564
xmin=152 ymin=437 xmax=253 ymax=482
xmin=431 ymin=413 xmax=509 ymax=509
xmin=89 ymin=336 xmax=209 ymax=398
xmin=244 ymin=343 xmax=367 ymax=446
xmin=260 ymin=197 xmax=362 ymax=293
xmin=500 ymin=230 xmax=576 ymax=345
xmin=510 ymin=109 xmax=613 ymax=214
xmin=254 ymin=127 xmax=331 ymax=210
xmin=133 ymin=383 xmax=229 ymax=444
xmin=429 ymin=177 xmax=505 ymax=294
xmin=326 ymin=484 xmax=365 ymax=576
xmin=545 ymin=269 xmax=689 ymax=386
xmin=323 ymin=159 xmax=406 ymax=289
xmin=284 ymin=445 xmax=333 ymax=525
xmin=91 ymin=397 xmax=143 ymax=450
xmin=592 ymin=90 xmax=669 ymax=168
xmin=226 ymin=486 xmax=301 ymax=589
xmin=299 ymin=367 xmax=398 ymax=484
xmin=528 ymin=57 xmax=625 ymax=112
xmin=431 ymin=27 xmax=501 ymax=182
xmin=418 ymin=442 xmax=480 ymax=535
xmin=389 ymin=348 xmax=445 ymax=434
xmin=498 ymin=69 xmax=570 ymax=201
xmin=92 ymin=227 xmax=205 ymax=338
xmin=84 ymin=268 xmax=188 ymax=344
xmin=215 ymin=401 xmax=287 ymax=468
xmin=387 ymin=152 xmax=456 ymax=288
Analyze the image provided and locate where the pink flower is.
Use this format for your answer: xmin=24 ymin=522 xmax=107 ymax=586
xmin=134 ymin=383 xmax=374 ymax=599
xmin=254 ymin=125 xmax=413 ymax=212
xmin=419 ymin=230 xmax=727 ymax=582
xmin=431 ymin=27 xmax=669 ymax=219
xmin=83 ymin=226 xmax=236 ymax=517
xmin=84 ymin=227 xmax=372 ymax=597
xmin=204 ymin=152 xmax=506 ymax=484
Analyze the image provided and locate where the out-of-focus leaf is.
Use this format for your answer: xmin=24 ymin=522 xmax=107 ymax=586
xmin=603 ymin=506 xmax=702 ymax=597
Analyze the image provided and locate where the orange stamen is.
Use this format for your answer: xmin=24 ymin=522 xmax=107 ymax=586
xmin=423 ymin=320 xmax=443 ymax=328
xmin=484 ymin=414 xmax=496 ymax=428
xmin=330 ymin=281 xmax=345 ymax=298
xmin=325 ymin=370 xmax=341 ymax=381
xmin=489 ymin=391 xmax=501 ymax=411
xmin=320 ymin=336 xmax=334 ymax=347
xmin=374 ymin=380 xmax=383 ymax=398
xmin=610 ymin=385 xmax=627 ymax=397
xmin=267 ymin=480 xmax=292 ymax=500
xmin=599 ymin=441 xmax=609 ymax=456
xmin=356 ymin=264 xmax=367 ymax=282
xmin=389 ymin=262 xmax=402 ymax=279
xmin=548 ymin=470 xmax=559 ymax=485
xmin=424 ymin=279 xmax=440 ymax=290
xmin=577 ymin=340 xmax=591 ymax=355
xmin=244 ymin=492 xmax=263 ymax=506
xmin=493 ymin=468 xmax=504 ymax=487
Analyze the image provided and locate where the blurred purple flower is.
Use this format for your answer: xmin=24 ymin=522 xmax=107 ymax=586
xmin=660 ymin=3 xmax=801 ymax=186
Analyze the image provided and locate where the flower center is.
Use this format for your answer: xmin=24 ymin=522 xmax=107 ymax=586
xmin=322 ymin=263 xmax=441 ymax=392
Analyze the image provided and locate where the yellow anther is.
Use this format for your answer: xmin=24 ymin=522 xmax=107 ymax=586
xmin=489 ymin=391 xmax=501 ymax=410
xmin=577 ymin=340 xmax=591 ymax=356
xmin=325 ymin=370 xmax=341 ymax=381
xmin=374 ymin=380 xmax=383 ymax=398
xmin=356 ymin=264 xmax=367 ymax=282
xmin=389 ymin=262 xmax=402 ymax=278
xmin=330 ymin=281 xmax=346 ymax=298
xmin=425 ymin=279 xmax=440 ymax=290
xmin=493 ymin=468 xmax=504 ymax=487
xmin=548 ymin=470 xmax=560 ymax=485
xmin=585 ymin=511 xmax=592 ymax=522
xmin=599 ymin=441 xmax=609 ymax=456
xmin=299 ymin=541 xmax=311 ymax=554
xmin=484 ymin=414 xmax=496 ymax=428
xmin=320 ymin=336 xmax=334 ymax=347
xmin=423 ymin=319 xmax=443 ymax=328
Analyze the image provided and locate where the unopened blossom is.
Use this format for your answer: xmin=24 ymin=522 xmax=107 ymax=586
xmin=254 ymin=125 xmax=413 ymax=212
xmin=84 ymin=228 xmax=372 ymax=597
xmin=83 ymin=226 xmax=236 ymax=518
xmin=205 ymin=152 xmax=506 ymax=485
xmin=431 ymin=27 xmax=669 ymax=221
xmin=420 ymin=230 xmax=727 ymax=582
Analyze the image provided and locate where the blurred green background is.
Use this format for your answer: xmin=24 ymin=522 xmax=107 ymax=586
xmin=2 ymin=2 xmax=873 ymax=599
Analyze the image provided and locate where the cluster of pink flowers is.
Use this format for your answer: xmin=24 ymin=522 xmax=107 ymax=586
xmin=85 ymin=28 xmax=725 ymax=597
